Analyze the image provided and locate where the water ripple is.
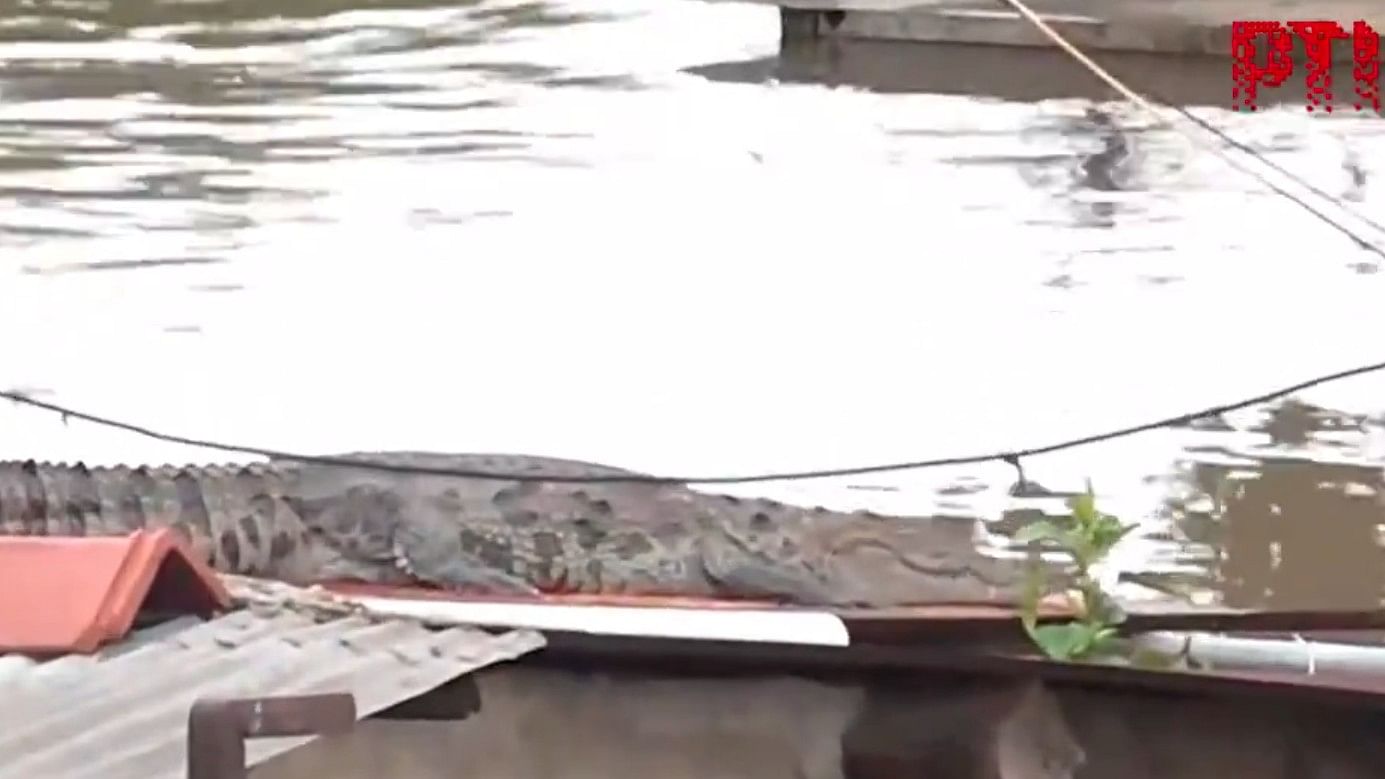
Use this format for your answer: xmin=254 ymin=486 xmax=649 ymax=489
xmin=0 ymin=0 xmax=1384 ymax=611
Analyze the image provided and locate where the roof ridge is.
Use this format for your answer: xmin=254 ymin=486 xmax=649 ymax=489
xmin=0 ymin=529 xmax=231 ymax=655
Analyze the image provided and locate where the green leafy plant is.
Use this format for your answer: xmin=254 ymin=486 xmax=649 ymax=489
xmin=1017 ymin=481 xmax=1138 ymax=662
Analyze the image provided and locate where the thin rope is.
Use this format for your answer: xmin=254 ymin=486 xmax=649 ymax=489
xmin=995 ymin=0 xmax=1385 ymax=257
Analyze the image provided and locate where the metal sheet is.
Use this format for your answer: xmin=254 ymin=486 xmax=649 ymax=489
xmin=257 ymin=663 xmax=1385 ymax=779
xmin=0 ymin=606 xmax=545 ymax=779
xmin=530 ymin=629 xmax=1385 ymax=712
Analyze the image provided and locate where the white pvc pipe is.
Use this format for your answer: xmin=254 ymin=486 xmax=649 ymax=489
xmin=348 ymin=595 xmax=853 ymax=647
xmin=1132 ymin=631 xmax=1385 ymax=676
xmin=224 ymin=574 xmax=852 ymax=646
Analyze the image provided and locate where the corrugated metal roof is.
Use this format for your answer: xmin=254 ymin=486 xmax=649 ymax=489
xmin=0 ymin=603 xmax=545 ymax=779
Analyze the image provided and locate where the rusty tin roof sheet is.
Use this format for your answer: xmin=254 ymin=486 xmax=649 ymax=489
xmin=0 ymin=604 xmax=545 ymax=779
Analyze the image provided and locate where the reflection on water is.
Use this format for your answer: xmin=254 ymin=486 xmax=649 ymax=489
xmin=1156 ymin=401 xmax=1385 ymax=611
xmin=2 ymin=0 xmax=1385 ymax=612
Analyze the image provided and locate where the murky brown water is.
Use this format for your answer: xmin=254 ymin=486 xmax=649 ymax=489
xmin=2 ymin=0 xmax=1384 ymax=613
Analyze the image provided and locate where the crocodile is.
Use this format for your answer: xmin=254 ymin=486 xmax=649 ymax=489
xmin=0 ymin=452 xmax=1056 ymax=607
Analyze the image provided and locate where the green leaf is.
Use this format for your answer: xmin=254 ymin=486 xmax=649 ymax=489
xmin=1014 ymin=520 xmax=1070 ymax=545
xmin=1069 ymin=498 xmax=1093 ymax=526
xmin=1029 ymin=623 xmax=1101 ymax=660
xmin=1070 ymin=487 xmax=1098 ymax=525
xmin=1089 ymin=626 xmax=1120 ymax=652
xmin=1067 ymin=535 xmax=1098 ymax=569
xmin=1090 ymin=521 xmax=1138 ymax=557
xmin=1016 ymin=479 xmax=1139 ymax=666
xmin=1029 ymin=625 xmax=1080 ymax=660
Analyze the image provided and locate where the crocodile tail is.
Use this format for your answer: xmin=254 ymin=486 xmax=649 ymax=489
xmin=0 ymin=460 xmax=106 ymax=537
xmin=0 ymin=459 xmax=313 ymax=578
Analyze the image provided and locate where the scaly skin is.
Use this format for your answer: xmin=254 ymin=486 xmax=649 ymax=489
xmin=0 ymin=452 xmax=1052 ymax=607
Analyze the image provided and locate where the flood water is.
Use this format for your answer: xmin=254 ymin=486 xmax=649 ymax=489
xmin=2 ymin=0 xmax=1385 ymax=612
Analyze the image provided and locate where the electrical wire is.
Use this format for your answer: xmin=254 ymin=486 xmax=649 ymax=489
xmin=995 ymin=0 xmax=1385 ymax=259
xmin=1160 ymin=101 xmax=1385 ymax=246
xmin=4 ymin=358 xmax=1385 ymax=483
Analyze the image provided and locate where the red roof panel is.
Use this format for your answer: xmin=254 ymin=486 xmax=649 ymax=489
xmin=0 ymin=529 xmax=231 ymax=655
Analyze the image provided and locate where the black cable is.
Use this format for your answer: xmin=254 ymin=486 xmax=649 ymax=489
xmin=1169 ymin=104 xmax=1385 ymax=234
xmin=1028 ymin=12 xmax=1385 ymax=261
xmin=4 ymin=358 xmax=1385 ymax=484
xmin=1149 ymin=94 xmax=1385 ymax=256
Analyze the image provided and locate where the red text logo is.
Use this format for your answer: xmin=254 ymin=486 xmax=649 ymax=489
xmin=1231 ymin=20 xmax=1380 ymax=112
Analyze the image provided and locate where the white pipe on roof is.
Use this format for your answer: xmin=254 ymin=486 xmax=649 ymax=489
xmin=1132 ymin=631 xmax=1385 ymax=676
xmin=345 ymin=595 xmax=853 ymax=647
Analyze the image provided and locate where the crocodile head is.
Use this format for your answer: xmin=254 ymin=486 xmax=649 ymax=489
xmin=692 ymin=508 xmax=1034 ymax=607
xmin=815 ymin=516 xmax=1074 ymax=606
xmin=820 ymin=524 xmax=1029 ymax=605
